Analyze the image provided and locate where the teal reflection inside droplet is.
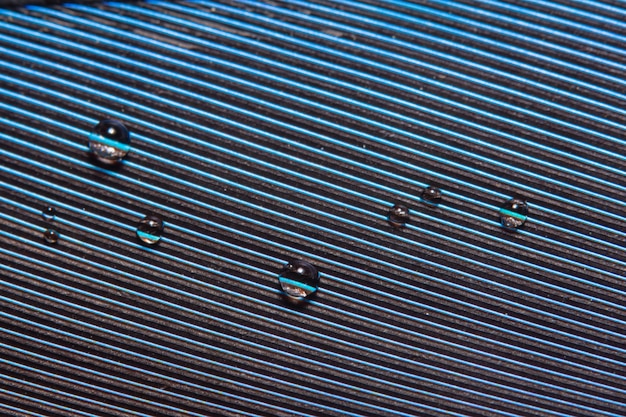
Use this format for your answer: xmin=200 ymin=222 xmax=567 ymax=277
xmin=279 ymin=277 xmax=318 ymax=295
xmin=89 ymin=132 xmax=131 ymax=152
xmin=499 ymin=208 xmax=527 ymax=221
xmin=136 ymin=230 xmax=161 ymax=245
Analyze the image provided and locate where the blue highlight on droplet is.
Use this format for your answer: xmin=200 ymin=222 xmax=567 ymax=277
xmin=88 ymin=119 xmax=131 ymax=165
xmin=88 ymin=132 xmax=132 ymax=152
xmin=499 ymin=208 xmax=527 ymax=221
xmin=278 ymin=277 xmax=319 ymax=295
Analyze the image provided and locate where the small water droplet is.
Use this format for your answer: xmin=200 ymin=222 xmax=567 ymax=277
xmin=421 ymin=186 xmax=442 ymax=205
xmin=388 ymin=203 xmax=410 ymax=228
xmin=43 ymin=228 xmax=59 ymax=244
xmin=499 ymin=198 xmax=528 ymax=230
xmin=136 ymin=214 xmax=164 ymax=245
xmin=89 ymin=119 xmax=131 ymax=165
xmin=42 ymin=206 xmax=56 ymax=222
xmin=279 ymin=260 xmax=320 ymax=304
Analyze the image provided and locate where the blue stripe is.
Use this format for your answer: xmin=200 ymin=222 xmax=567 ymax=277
xmin=295 ymin=0 xmax=626 ymax=86
xmin=2 ymin=8 xmax=620 ymax=354
xmin=1 ymin=49 xmax=624 ymax=300
xmin=499 ymin=209 xmax=527 ymax=221
xmin=189 ymin=0 xmax=626 ymax=131
xmin=522 ymin=0 xmax=626 ymax=25
xmin=3 ymin=125 xmax=626 ymax=335
xmin=1 ymin=67 xmax=625 ymax=325
xmin=1 ymin=35 xmax=625 ymax=245
xmin=0 ymin=275 xmax=502 ymax=416
xmin=1 ymin=1 xmax=624 ymax=415
xmin=0 ymin=403 xmax=46 ymax=417
xmin=2 ymin=147 xmax=626 ymax=390
xmin=0 ymin=372 xmax=162 ymax=417
xmin=331 ymin=0 xmax=626 ymax=72
xmin=0 ymin=387 xmax=106 ymax=417
xmin=439 ymin=0 xmax=626 ymax=44
xmin=0 ymin=82 xmax=622 ymax=275
xmin=78 ymin=4 xmax=626 ymax=159
xmin=1 ymin=20 xmax=620 ymax=272
xmin=6 ymin=9 xmax=625 ymax=243
xmin=2 ymin=184 xmax=625 ymax=394
xmin=23 ymin=6 xmax=626 ymax=239
xmin=88 ymin=132 xmax=131 ymax=152
xmin=278 ymin=277 xmax=318 ymax=294
xmin=0 ymin=341 xmax=259 ymax=417
xmin=0 ymin=252 xmax=620 ymax=415
xmin=20 ymin=7 xmax=626 ymax=180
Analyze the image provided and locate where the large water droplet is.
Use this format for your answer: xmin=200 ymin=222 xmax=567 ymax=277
xmin=88 ymin=119 xmax=131 ymax=165
xmin=43 ymin=228 xmax=59 ymax=244
xmin=499 ymin=198 xmax=528 ymax=230
xmin=421 ymin=186 xmax=442 ymax=205
xmin=42 ymin=206 xmax=56 ymax=222
xmin=279 ymin=260 xmax=320 ymax=303
xmin=388 ymin=203 xmax=410 ymax=228
xmin=136 ymin=214 xmax=164 ymax=245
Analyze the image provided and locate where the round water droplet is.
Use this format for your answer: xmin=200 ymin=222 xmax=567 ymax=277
xmin=136 ymin=214 xmax=164 ymax=245
xmin=388 ymin=203 xmax=410 ymax=228
xmin=43 ymin=228 xmax=59 ymax=244
xmin=88 ymin=119 xmax=131 ymax=165
xmin=42 ymin=206 xmax=56 ymax=222
xmin=421 ymin=186 xmax=442 ymax=205
xmin=278 ymin=260 xmax=320 ymax=303
xmin=499 ymin=198 xmax=528 ymax=230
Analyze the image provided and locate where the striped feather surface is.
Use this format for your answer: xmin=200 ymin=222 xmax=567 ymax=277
xmin=0 ymin=0 xmax=625 ymax=416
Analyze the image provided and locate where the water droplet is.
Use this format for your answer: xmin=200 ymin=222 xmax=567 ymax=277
xmin=279 ymin=260 xmax=320 ymax=303
xmin=88 ymin=119 xmax=131 ymax=165
xmin=421 ymin=186 xmax=442 ymax=205
xmin=499 ymin=198 xmax=528 ymax=230
xmin=136 ymin=214 xmax=164 ymax=245
xmin=42 ymin=206 xmax=56 ymax=222
xmin=43 ymin=228 xmax=59 ymax=244
xmin=388 ymin=203 xmax=410 ymax=228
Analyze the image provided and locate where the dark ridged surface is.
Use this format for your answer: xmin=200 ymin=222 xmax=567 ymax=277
xmin=0 ymin=1 xmax=625 ymax=415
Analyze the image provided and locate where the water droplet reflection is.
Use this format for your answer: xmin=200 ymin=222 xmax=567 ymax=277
xmin=89 ymin=119 xmax=131 ymax=165
xmin=421 ymin=186 xmax=442 ymax=206
xmin=279 ymin=260 xmax=320 ymax=304
xmin=388 ymin=203 xmax=410 ymax=228
xmin=42 ymin=206 xmax=56 ymax=222
xmin=136 ymin=214 xmax=164 ymax=245
xmin=499 ymin=198 xmax=528 ymax=230
xmin=43 ymin=228 xmax=59 ymax=244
